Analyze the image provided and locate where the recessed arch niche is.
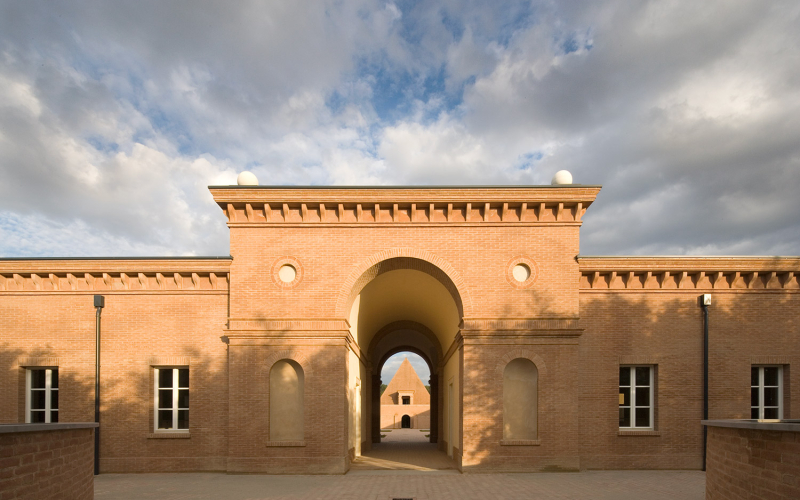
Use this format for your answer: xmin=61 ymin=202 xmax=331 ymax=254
xmin=269 ymin=359 xmax=304 ymax=441
xmin=503 ymin=358 xmax=538 ymax=440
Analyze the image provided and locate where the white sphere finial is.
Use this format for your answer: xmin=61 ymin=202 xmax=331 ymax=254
xmin=237 ymin=171 xmax=258 ymax=186
xmin=551 ymin=170 xmax=573 ymax=185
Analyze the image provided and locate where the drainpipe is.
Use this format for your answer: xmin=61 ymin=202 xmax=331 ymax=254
xmin=94 ymin=295 xmax=105 ymax=476
xmin=701 ymin=293 xmax=710 ymax=471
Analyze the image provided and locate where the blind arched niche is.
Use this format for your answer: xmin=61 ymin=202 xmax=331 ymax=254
xmin=269 ymin=359 xmax=304 ymax=441
xmin=503 ymin=358 xmax=538 ymax=440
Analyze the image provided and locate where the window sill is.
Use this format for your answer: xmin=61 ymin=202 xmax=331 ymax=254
xmin=148 ymin=432 xmax=190 ymax=439
xmin=500 ymin=439 xmax=541 ymax=446
xmin=618 ymin=430 xmax=660 ymax=437
xmin=265 ymin=441 xmax=306 ymax=447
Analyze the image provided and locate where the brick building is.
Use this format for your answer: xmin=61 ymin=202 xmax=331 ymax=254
xmin=1 ymin=183 xmax=798 ymax=473
xmin=380 ymin=357 xmax=430 ymax=430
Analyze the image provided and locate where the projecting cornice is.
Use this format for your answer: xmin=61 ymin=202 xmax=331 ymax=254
xmin=0 ymin=258 xmax=231 ymax=293
xmin=578 ymin=257 xmax=800 ymax=291
xmin=209 ymin=185 xmax=601 ymax=226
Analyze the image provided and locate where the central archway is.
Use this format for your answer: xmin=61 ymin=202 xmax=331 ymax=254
xmin=343 ymin=254 xmax=464 ymax=468
xmin=370 ymin=321 xmax=441 ymax=444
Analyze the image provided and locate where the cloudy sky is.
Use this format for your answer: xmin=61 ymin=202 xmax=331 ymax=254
xmin=1 ymin=1 xmax=798 ymax=258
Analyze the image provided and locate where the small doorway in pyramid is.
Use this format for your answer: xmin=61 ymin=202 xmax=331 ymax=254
xmin=401 ymin=415 xmax=411 ymax=428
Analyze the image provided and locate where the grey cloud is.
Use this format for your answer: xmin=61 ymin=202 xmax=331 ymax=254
xmin=0 ymin=0 xmax=798 ymax=258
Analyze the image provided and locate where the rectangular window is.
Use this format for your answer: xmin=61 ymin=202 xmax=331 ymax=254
xmin=154 ymin=367 xmax=189 ymax=432
xmin=619 ymin=366 xmax=654 ymax=429
xmin=402 ymin=396 xmax=411 ymax=405
xmin=26 ymin=368 xmax=58 ymax=423
xmin=751 ymin=366 xmax=782 ymax=420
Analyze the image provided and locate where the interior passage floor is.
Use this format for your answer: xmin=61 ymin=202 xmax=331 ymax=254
xmin=349 ymin=428 xmax=456 ymax=471
xmin=95 ymin=470 xmax=706 ymax=500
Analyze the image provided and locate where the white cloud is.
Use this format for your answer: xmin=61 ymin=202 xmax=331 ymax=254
xmin=0 ymin=0 xmax=798 ymax=258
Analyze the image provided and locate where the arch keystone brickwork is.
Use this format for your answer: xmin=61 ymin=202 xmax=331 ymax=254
xmin=263 ymin=351 xmax=313 ymax=376
xmin=335 ymin=248 xmax=472 ymax=318
xmin=496 ymin=349 xmax=548 ymax=377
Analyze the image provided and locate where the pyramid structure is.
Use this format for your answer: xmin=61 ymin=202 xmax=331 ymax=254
xmin=381 ymin=357 xmax=430 ymax=405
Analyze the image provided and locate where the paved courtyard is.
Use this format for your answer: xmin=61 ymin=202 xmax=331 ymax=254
xmin=349 ymin=428 xmax=456 ymax=471
xmin=96 ymin=469 xmax=705 ymax=500
xmin=95 ymin=429 xmax=706 ymax=499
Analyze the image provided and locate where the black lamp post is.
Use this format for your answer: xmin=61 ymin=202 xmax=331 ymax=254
xmin=94 ymin=295 xmax=104 ymax=475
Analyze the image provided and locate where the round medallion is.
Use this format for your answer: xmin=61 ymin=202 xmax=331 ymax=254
xmin=272 ymin=257 xmax=303 ymax=288
xmin=506 ymin=256 xmax=538 ymax=289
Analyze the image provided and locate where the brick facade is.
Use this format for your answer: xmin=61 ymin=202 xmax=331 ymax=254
xmin=704 ymin=422 xmax=800 ymax=499
xmin=0 ymin=424 xmax=96 ymax=500
xmin=1 ymin=186 xmax=798 ymax=474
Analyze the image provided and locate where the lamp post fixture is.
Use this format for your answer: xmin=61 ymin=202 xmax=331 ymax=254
xmin=94 ymin=295 xmax=104 ymax=476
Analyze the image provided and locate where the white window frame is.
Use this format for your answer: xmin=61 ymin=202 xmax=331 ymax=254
xmin=25 ymin=368 xmax=58 ymax=424
xmin=619 ymin=365 xmax=654 ymax=430
xmin=153 ymin=367 xmax=189 ymax=433
xmin=751 ymin=365 xmax=783 ymax=420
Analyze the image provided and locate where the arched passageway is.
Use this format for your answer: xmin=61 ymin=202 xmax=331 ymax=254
xmin=343 ymin=256 xmax=463 ymax=470
xmin=401 ymin=415 xmax=411 ymax=428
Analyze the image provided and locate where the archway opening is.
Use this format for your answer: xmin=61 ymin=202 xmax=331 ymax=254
xmin=379 ymin=351 xmax=431 ymax=441
xmin=344 ymin=258 xmax=463 ymax=471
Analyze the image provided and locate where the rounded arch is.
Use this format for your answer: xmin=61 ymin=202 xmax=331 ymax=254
xmin=263 ymin=351 xmax=313 ymax=377
xmin=496 ymin=349 xmax=548 ymax=377
xmin=502 ymin=357 xmax=538 ymax=440
xmin=335 ymin=248 xmax=471 ymax=318
xmin=269 ymin=358 xmax=305 ymax=442
xmin=377 ymin=346 xmax=435 ymax=380
xmin=369 ymin=321 xmax=442 ymax=375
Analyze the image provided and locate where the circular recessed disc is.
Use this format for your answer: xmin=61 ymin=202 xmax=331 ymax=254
xmin=278 ymin=264 xmax=297 ymax=283
xmin=512 ymin=263 xmax=531 ymax=282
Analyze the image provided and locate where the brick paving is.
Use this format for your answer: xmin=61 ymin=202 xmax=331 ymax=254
xmin=95 ymin=470 xmax=705 ymax=499
xmin=351 ymin=429 xmax=455 ymax=471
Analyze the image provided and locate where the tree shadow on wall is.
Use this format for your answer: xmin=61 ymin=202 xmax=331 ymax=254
xmin=0 ymin=342 xmax=233 ymax=473
xmin=463 ymin=280 xmax=798 ymax=471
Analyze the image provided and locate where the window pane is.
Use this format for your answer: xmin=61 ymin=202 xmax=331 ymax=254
xmin=764 ymin=387 xmax=779 ymax=407
xmin=764 ymin=408 xmax=779 ymax=419
xmin=635 ymin=408 xmax=650 ymax=427
xmin=635 ymin=387 xmax=650 ymax=407
xmin=31 ymin=370 xmax=46 ymax=389
xmin=158 ymin=369 xmax=173 ymax=388
xmin=751 ymin=387 xmax=759 ymax=407
xmin=30 ymin=410 xmax=45 ymax=423
xmin=179 ymin=369 xmax=189 ymax=388
xmin=31 ymin=391 xmax=46 ymax=410
xmin=51 ymin=390 xmax=58 ymax=410
xmin=751 ymin=407 xmax=759 ymax=419
xmin=619 ymin=408 xmax=630 ymax=427
xmin=51 ymin=411 xmax=58 ymax=423
xmin=158 ymin=410 xmax=173 ymax=429
xmin=159 ymin=390 xmax=173 ymax=409
xmin=636 ymin=367 xmax=650 ymax=386
xmin=178 ymin=389 xmax=189 ymax=409
xmin=178 ymin=410 xmax=189 ymax=429
xmin=619 ymin=387 xmax=630 ymax=406
xmin=51 ymin=369 xmax=58 ymax=389
xmin=619 ymin=368 xmax=630 ymax=386
xmin=751 ymin=367 xmax=759 ymax=386
xmin=764 ymin=367 xmax=779 ymax=386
